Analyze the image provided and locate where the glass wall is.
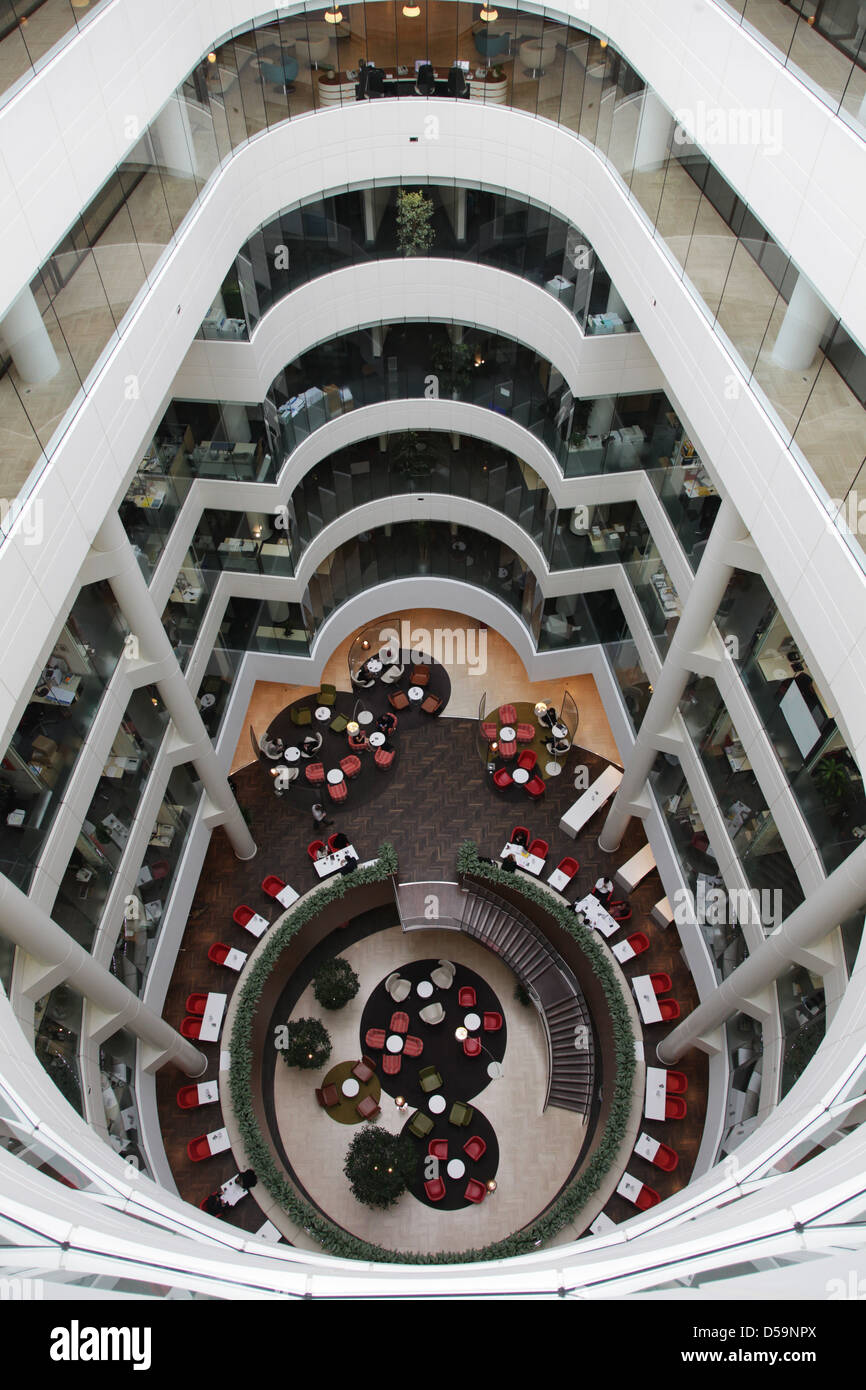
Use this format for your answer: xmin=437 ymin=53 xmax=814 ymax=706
xmin=0 ymin=0 xmax=109 ymax=108
xmin=0 ymin=580 xmax=128 ymax=891
xmin=34 ymin=983 xmax=83 ymax=1114
xmin=99 ymin=1028 xmax=150 ymax=1170
xmin=779 ymin=960 xmax=826 ymax=1099
xmin=5 ymin=1 xmax=866 ymax=583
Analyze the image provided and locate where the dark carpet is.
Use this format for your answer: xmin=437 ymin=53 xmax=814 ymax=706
xmin=404 ymin=1103 xmax=500 ymax=1211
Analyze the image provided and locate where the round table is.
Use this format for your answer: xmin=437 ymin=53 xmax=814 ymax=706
xmin=552 ymin=722 xmax=568 ymax=740
xmin=326 ymin=768 xmax=344 ymax=785
xmin=366 ymin=659 xmax=383 ymax=674
xmin=545 ymin=760 xmax=563 ymax=777
xmin=284 ymin=746 xmax=301 ymax=762
xmin=386 ymin=1035 xmax=404 ymax=1053
xmin=315 ymin=706 xmax=331 ymax=721
xmin=464 ymin=1011 xmax=481 ymax=1031
xmin=446 ymin=1158 xmax=465 ymax=1179
xmin=487 ymin=1060 xmax=504 ymax=1080
xmin=408 ymin=686 xmax=424 ymax=702
xmin=369 ymin=731 xmax=386 ymax=747
xmin=417 ymin=980 xmax=433 ymax=998
xmin=341 ymin=1077 xmax=360 ymax=1098
xmin=357 ymin=710 xmax=374 ymax=725
xmin=198 ymin=693 xmax=215 ymax=710
xmin=499 ymin=726 xmax=515 ymax=741
xmin=429 ymin=1094 xmax=446 ymax=1114
xmin=512 ymin=767 xmax=529 ymax=784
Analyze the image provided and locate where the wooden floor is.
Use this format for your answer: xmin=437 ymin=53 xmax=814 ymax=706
xmin=156 ymin=697 xmax=708 ymax=1242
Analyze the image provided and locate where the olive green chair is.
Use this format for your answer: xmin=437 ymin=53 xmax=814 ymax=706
xmin=290 ymin=705 xmax=312 ymax=727
xmin=329 ymin=713 xmax=349 ymax=734
xmin=418 ymin=1065 xmax=443 ymax=1094
xmin=408 ymin=1110 xmax=434 ymax=1139
xmin=317 ymin=683 xmax=337 ymax=707
xmin=449 ymin=1101 xmax=474 ymax=1127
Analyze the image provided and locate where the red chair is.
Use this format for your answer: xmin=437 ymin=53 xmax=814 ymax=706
xmin=390 ymin=1011 xmax=409 ymax=1033
xmin=185 ymin=993 xmax=207 ymax=1015
xmin=636 ymin=1184 xmax=661 ymax=1210
xmin=610 ymin=901 xmax=632 ymax=922
xmin=659 ymin=999 xmax=681 ymax=1022
xmin=665 ymin=1096 xmax=687 ymax=1120
xmin=650 ymin=973 xmax=672 ymax=995
xmin=463 ymin=1135 xmax=487 ymax=1162
xmin=483 ymin=1011 xmax=502 ymax=1031
xmin=652 ymin=1142 xmax=679 ymax=1171
xmin=208 ymin=943 xmax=230 ymax=966
xmin=498 ymin=738 xmax=517 ymax=759
xmin=421 ymin=694 xmax=443 ymax=716
xmin=374 ymin=746 xmax=395 ymax=769
xmin=389 ymin=691 xmax=410 ymax=711
xmin=666 ymin=1070 xmax=688 ymax=1094
xmin=328 ymin=780 xmax=348 ymax=803
xmin=499 ymin=704 xmax=517 ymax=725
xmin=233 ymin=905 xmax=255 ymax=928
xmin=554 ymin=856 xmax=580 ymax=883
xmin=516 ymin=723 xmax=535 ymax=742
xmin=480 ymin=721 xmax=498 ymax=742
xmin=511 ymin=825 xmax=530 ymax=845
xmin=262 ymin=876 xmax=286 ymax=899
xmin=308 ymin=840 xmax=326 ymax=860
xmin=340 ymin=754 xmax=362 ymax=779
xmin=356 ymin=1096 xmax=380 ymax=1120
xmin=424 ymin=1177 xmax=446 ymax=1202
xmin=463 ymin=1036 xmax=482 ymax=1057
xmin=525 ymin=775 xmax=546 ymax=798
xmin=177 ymin=1085 xmax=203 ymax=1109
xmin=382 ymin=1054 xmax=401 ymax=1075
xmin=458 ymin=986 xmax=476 ymax=1007
xmin=180 ymin=1017 xmax=202 ymax=1039
xmin=493 ymin=768 xmax=513 ymax=790
xmin=315 ymin=1084 xmax=339 ymax=1109
xmin=305 ymin=762 xmax=325 ymax=784
xmin=516 ymin=749 xmax=537 ymax=772
xmin=411 ymin=664 xmax=431 ymax=687
xmin=365 ymin=1028 xmax=386 ymax=1049
xmin=464 ymin=1178 xmax=487 ymax=1204
xmin=528 ymin=838 xmax=549 ymax=861
xmin=428 ymin=1138 xmax=448 ymax=1160
xmin=352 ymin=1056 xmax=377 ymax=1083
xmin=186 ymin=1136 xmax=212 ymax=1162
xmin=327 ymin=833 xmax=341 ymax=851
xmin=403 ymin=1035 xmax=423 ymax=1057
xmin=627 ymin=932 xmax=650 ymax=955
xmin=199 ymin=1193 xmax=224 ymax=1216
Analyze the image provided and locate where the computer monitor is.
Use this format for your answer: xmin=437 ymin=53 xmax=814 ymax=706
xmin=414 ymin=58 xmax=431 ymax=73
xmin=454 ymin=59 xmax=470 ymax=71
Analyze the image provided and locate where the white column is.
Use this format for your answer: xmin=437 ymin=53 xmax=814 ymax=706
xmin=1 ymin=876 xmax=205 ymax=1075
xmin=658 ymin=840 xmax=866 ymax=1064
xmin=0 ymin=287 xmax=60 ymax=384
xmin=588 ymin=395 xmax=616 ymax=436
xmin=152 ymin=95 xmax=196 ymax=178
xmin=606 ymin=284 xmax=628 ymax=319
xmin=771 ymin=273 xmax=835 ymax=372
xmin=93 ymin=515 xmax=256 ymax=861
xmin=633 ymin=89 xmax=676 ymax=171
xmin=221 ymin=402 xmax=252 ymax=443
xmin=371 ymin=325 xmax=385 ymax=357
xmin=599 ymin=500 xmax=747 ymax=853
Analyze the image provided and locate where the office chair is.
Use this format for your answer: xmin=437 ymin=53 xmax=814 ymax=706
xmin=415 ymin=63 xmax=436 ymax=96
xmin=447 ymin=65 xmax=468 ymax=97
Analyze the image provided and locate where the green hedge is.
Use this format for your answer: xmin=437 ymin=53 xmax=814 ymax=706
xmin=228 ymin=841 xmax=636 ymax=1264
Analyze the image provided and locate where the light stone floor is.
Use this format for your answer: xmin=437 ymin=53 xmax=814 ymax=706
xmin=231 ymin=605 xmax=622 ymax=773
xmin=273 ymin=923 xmax=586 ymax=1253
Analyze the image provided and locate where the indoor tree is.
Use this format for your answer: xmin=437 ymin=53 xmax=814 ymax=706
xmin=343 ymin=1125 xmax=416 ymax=1209
xmin=395 ymin=189 xmax=436 ymax=256
xmin=279 ymin=1016 xmax=332 ymax=1069
xmin=312 ymin=956 xmax=360 ymax=1010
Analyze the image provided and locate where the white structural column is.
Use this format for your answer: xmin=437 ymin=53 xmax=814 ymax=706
xmin=599 ymin=499 xmax=748 ymax=852
xmin=151 ymin=94 xmax=197 ymax=178
xmin=0 ymin=287 xmax=60 ymax=384
xmin=588 ymin=395 xmax=616 ymax=436
xmin=771 ymin=272 xmax=836 ymax=371
xmin=93 ymin=514 xmax=256 ymax=861
xmin=633 ymin=89 xmax=676 ymax=171
xmin=2 ymin=876 xmax=206 ymax=1075
xmin=658 ymin=840 xmax=866 ymax=1063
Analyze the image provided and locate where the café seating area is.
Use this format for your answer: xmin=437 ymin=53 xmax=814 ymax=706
xmin=482 ymin=698 xmax=573 ymax=801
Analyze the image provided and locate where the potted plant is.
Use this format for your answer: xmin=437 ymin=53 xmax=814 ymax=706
xmin=812 ymin=757 xmax=850 ymax=805
xmin=392 ymin=430 xmax=437 ymax=478
xmin=279 ymin=1016 xmax=332 ymax=1069
xmin=395 ymin=189 xmax=436 ymax=256
xmin=343 ymin=1125 xmax=416 ymax=1209
xmin=430 ymin=339 xmax=475 ymax=398
xmin=312 ymin=956 xmax=360 ymax=1010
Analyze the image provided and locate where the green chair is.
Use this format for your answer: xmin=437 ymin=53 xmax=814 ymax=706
xmin=290 ymin=706 xmax=312 ymax=727
xmin=317 ymin=683 xmax=337 ymax=707
xmin=449 ymin=1101 xmax=474 ymax=1127
xmin=408 ymin=1110 xmax=434 ymax=1139
xmin=329 ymin=713 xmax=349 ymax=735
xmin=418 ymin=1065 xmax=443 ymax=1094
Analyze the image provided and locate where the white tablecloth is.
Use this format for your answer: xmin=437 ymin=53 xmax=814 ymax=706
xmin=500 ymin=842 xmax=544 ymax=875
xmin=573 ymin=894 xmax=620 ymax=938
xmin=632 ymin=976 xmax=663 ymax=1025
xmin=220 ymin=1175 xmax=247 ymax=1206
xmin=313 ymin=845 xmax=358 ymax=877
xmin=206 ymin=1126 xmax=230 ymax=1155
xmin=199 ymin=993 xmax=227 ymax=1042
xmin=547 ymin=867 xmax=573 ymax=893
xmin=224 ymin=948 xmax=247 ymax=971
xmin=612 ymin=938 xmax=636 ymax=963
xmin=644 ymin=1067 xmax=668 ymax=1121
xmin=616 ymin=1171 xmax=643 ymax=1204
xmin=635 ymin=1131 xmax=660 ymax=1163
xmin=244 ymin=912 xmax=269 ymax=938
xmin=197 ymin=1081 xmax=219 ymax=1105
xmin=276 ymin=884 xmax=299 ymax=908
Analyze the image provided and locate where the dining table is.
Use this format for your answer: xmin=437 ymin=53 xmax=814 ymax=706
xmin=196 ymin=1080 xmax=219 ymax=1105
xmin=632 ymin=976 xmax=663 ymax=1025
xmin=500 ymin=841 xmax=544 ymax=875
xmin=199 ymin=993 xmax=227 ymax=1042
xmin=313 ymin=845 xmax=358 ymax=877
xmin=644 ymin=1066 xmax=668 ymax=1120
xmin=220 ymin=1174 xmax=248 ymax=1206
xmin=242 ymin=911 xmax=270 ymax=938
xmin=224 ymin=947 xmax=248 ymax=971
xmin=616 ymin=1171 xmax=644 ymax=1205
xmin=573 ymin=894 xmax=621 ymax=938
xmin=635 ymin=1131 xmax=661 ymax=1163
xmin=612 ymin=938 xmax=636 ymax=963
xmin=205 ymin=1126 xmax=230 ymax=1155
xmin=274 ymin=882 xmax=300 ymax=908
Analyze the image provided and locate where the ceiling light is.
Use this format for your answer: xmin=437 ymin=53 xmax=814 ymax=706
xmin=324 ymin=6 xmax=343 ymax=22
xmin=207 ymin=51 xmax=217 ymax=63
xmin=455 ymin=1026 xmax=468 ymax=1040
xmin=480 ymin=5 xmax=498 ymax=20
xmin=403 ymin=2 xmax=421 ymax=15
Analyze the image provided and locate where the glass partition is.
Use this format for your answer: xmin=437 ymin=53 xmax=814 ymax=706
xmin=99 ymin=1028 xmax=150 ymax=1170
xmin=34 ymin=983 xmax=83 ymax=1114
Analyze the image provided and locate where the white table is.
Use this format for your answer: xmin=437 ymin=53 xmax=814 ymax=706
xmin=357 ymin=710 xmax=374 ymax=725
xmin=464 ymin=1011 xmax=481 ymax=1030
xmin=499 ymin=725 xmax=515 ymax=741
xmin=615 ymin=843 xmax=657 ymax=895
xmin=560 ymin=765 xmax=624 ymax=838
xmin=551 ymin=722 xmax=568 ymax=740
xmin=386 ymin=1035 xmax=404 ymax=1053
xmin=635 ymin=1131 xmax=660 ymax=1163
xmin=327 ymin=768 xmax=344 ymax=785
xmin=244 ymin=912 xmax=270 ymax=938
xmin=369 ymin=731 xmax=385 ymax=747
xmin=197 ymin=1081 xmax=219 ymax=1105
xmin=314 ymin=706 xmax=330 ymax=721
xmin=313 ymin=845 xmax=358 ymax=877
xmin=206 ymin=1126 xmax=230 ymax=1155
xmin=408 ymin=686 xmax=424 ymax=701
xmin=220 ymin=1176 xmax=247 ymax=1206
xmin=644 ymin=1067 xmax=668 ymax=1121
xmin=547 ymin=867 xmax=573 ymax=893
xmin=417 ymin=980 xmax=433 ymax=998
xmin=616 ymin=1171 xmax=643 ymax=1204
xmin=573 ymin=894 xmax=620 ymax=938
xmin=632 ymin=976 xmax=663 ymax=1025
xmin=224 ymin=947 xmax=247 ymax=972
xmin=447 ymin=1158 xmax=465 ymax=1179
xmin=341 ymin=1077 xmax=360 ymax=1097
xmin=589 ymin=1212 xmax=616 ymax=1234
xmin=500 ymin=842 xmax=544 ymax=874
xmin=199 ymin=993 xmax=227 ymax=1042
xmin=366 ymin=659 xmax=383 ymax=674
xmin=275 ymin=883 xmax=299 ymax=908
xmin=612 ymin=938 xmax=636 ymax=963
xmin=429 ymin=1094 xmax=446 ymax=1114
xmin=487 ymin=1060 xmax=504 ymax=1079
xmin=284 ymin=746 xmax=301 ymax=762
xmin=512 ymin=767 xmax=529 ymax=784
